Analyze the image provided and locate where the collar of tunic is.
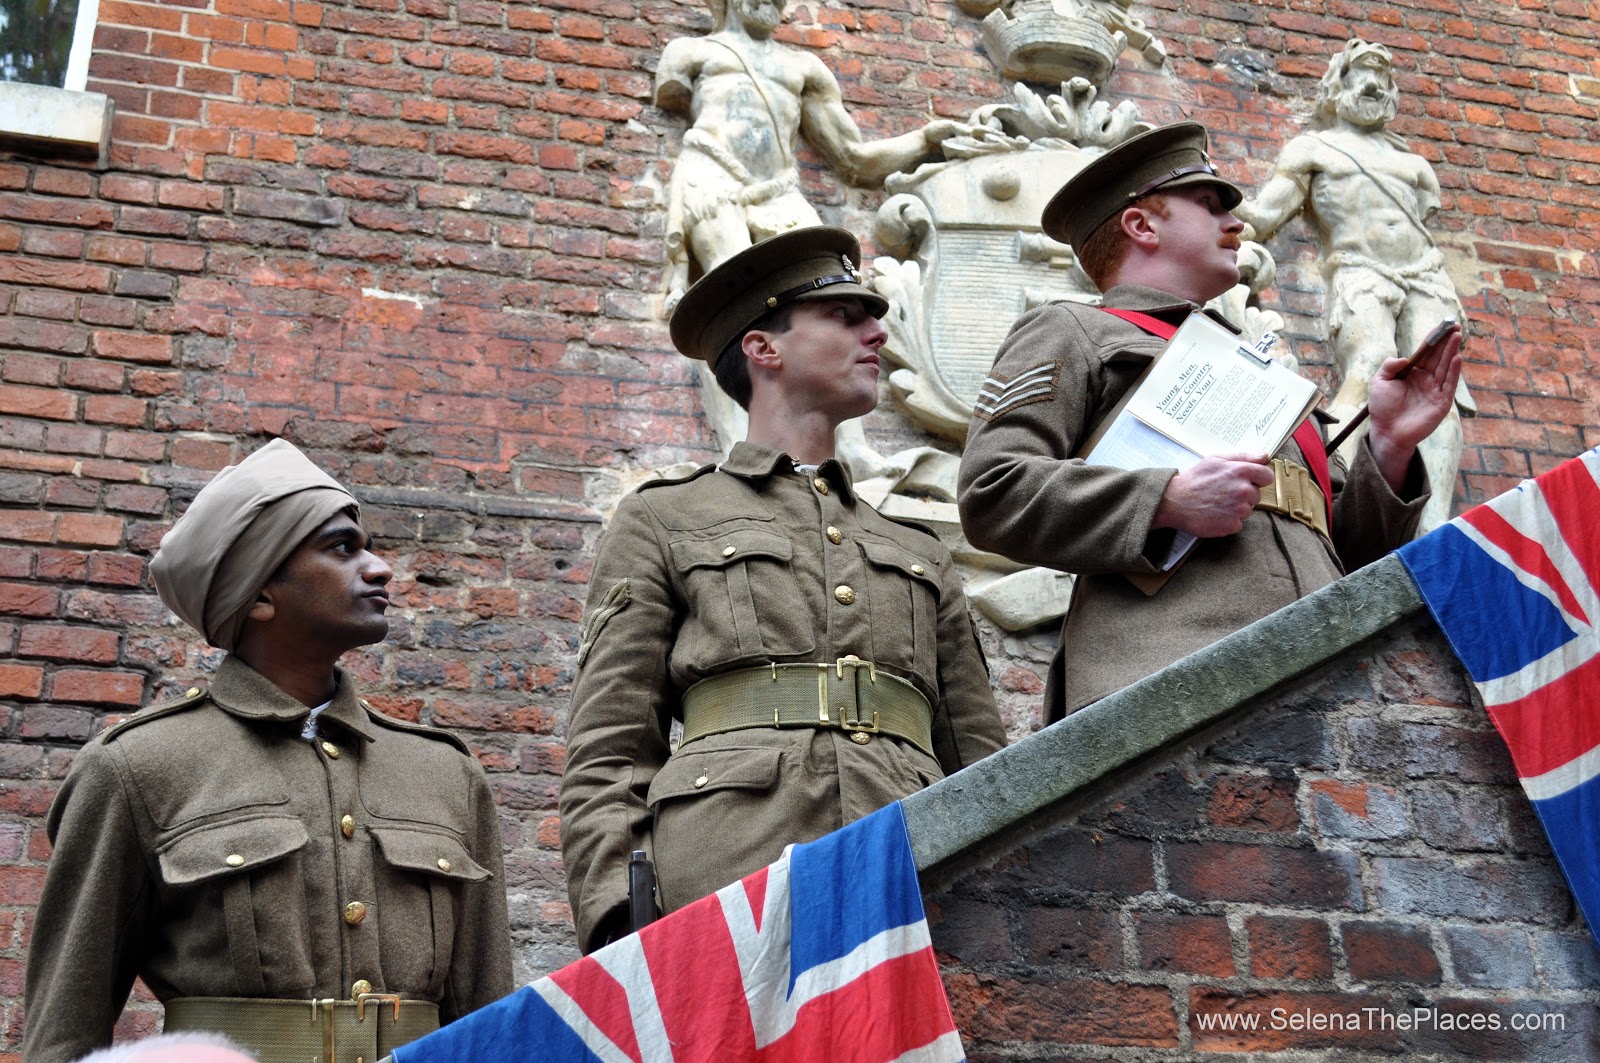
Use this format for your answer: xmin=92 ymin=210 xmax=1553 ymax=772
xmin=208 ymin=654 xmax=377 ymax=743
xmin=720 ymin=441 xmax=857 ymax=502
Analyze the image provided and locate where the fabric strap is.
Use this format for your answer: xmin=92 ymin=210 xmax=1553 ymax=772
xmin=164 ymin=995 xmax=439 ymax=1062
xmin=1098 ymin=307 xmax=1333 ymax=527
xmin=680 ymin=658 xmax=934 ymax=757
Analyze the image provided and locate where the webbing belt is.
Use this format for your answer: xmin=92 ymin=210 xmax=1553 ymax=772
xmin=1257 ymin=457 xmax=1330 ymax=541
xmin=164 ymin=995 xmax=439 ymax=1063
xmin=680 ymin=657 xmax=934 ymax=757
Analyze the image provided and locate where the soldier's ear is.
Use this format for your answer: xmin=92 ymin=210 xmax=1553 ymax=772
xmin=741 ymin=328 xmax=783 ymax=371
xmin=245 ymin=587 xmax=277 ymax=624
xmin=1120 ymin=205 xmax=1161 ymax=250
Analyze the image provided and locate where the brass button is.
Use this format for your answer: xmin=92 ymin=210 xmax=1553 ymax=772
xmin=912 ymin=564 xmax=925 ymax=576
xmin=321 ymin=740 xmax=339 ymax=759
xmin=834 ymin=585 xmax=856 ymax=605
xmin=722 ymin=545 xmax=736 ymax=557
xmin=826 ymin=526 xmax=842 ymax=545
xmin=186 ymin=687 xmax=201 ymax=697
xmin=812 ymin=477 xmax=829 ymax=495
xmin=850 ymin=731 xmax=872 ymax=745
xmin=351 ymin=979 xmax=373 ymax=998
xmin=437 ymin=858 xmax=452 ymax=873
xmin=340 ymin=814 xmax=356 ymax=839
xmin=225 ymin=853 xmax=245 ymax=867
xmin=343 ymin=901 xmax=368 ymax=926
xmin=694 ymin=774 xmax=709 ymax=788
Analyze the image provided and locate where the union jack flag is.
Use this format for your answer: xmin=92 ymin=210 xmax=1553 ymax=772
xmin=393 ymin=802 xmax=966 ymax=1062
xmin=1398 ymin=446 xmax=1600 ymax=942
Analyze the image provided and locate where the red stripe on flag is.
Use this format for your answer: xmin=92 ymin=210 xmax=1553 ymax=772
xmin=1461 ymin=504 xmax=1590 ymax=627
xmin=547 ymin=955 xmax=645 ymax=1063
xmin=641 ymin=891 xmax=759 ymax=1062
xmin=1484 ymin=649 xmax=1600 ymax=780
xmin=755 ymin=949 xmax=958 ymax=1063
xmin=1530 ymin=454 xmax=1600 ymax=594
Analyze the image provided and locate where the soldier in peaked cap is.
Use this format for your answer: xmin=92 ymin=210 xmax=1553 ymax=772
xmin=958 ymin=121 xmax=1462 ymax=722
xmin=23 ymin=440 xmax=512 ymax=1063
xmin=560 ymin=226 xmax=1006 ymax=953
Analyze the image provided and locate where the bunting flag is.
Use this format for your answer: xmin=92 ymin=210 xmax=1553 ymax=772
xmin=393 ymin=801 xmax=965 ymax=1062
xmin=1397 ymin=446 xmax=1600 ymax=941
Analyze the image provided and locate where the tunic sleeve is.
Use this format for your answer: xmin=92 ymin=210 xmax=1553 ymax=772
xmin=559 ymin=492 xmax=679 ymax=954
xmin=23 ymin=741 xmax=156 ymax=1063
xmin=928 ymin=546 xmax=1007 ymax=772
xmin=958 ymin=305 xmax=1179 ymax=577
xmin=441 ymin=759 xmax=516 ymax=1021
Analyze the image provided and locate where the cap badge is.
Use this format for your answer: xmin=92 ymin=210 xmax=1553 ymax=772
xmin=840 ymin=255 xmax=862 ymax=284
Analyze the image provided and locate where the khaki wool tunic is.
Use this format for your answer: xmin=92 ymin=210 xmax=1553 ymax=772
xmin=560 ymin=442 xmax=1007 ymax=954
xmin=958 ymin=285 xmax=1430 ymax=721
xmin=22 ymin=657 xmax=514 ymax=1063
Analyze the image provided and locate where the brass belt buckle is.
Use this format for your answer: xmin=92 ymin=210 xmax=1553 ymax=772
xmin=835 ymin=654 xmax=876 ymax=683
xmin=834 ymin=655 xmax=880 ymax=734
xmin=1260 ymin=458 xmax=1285 ymax=512
xmin=357 ymin=992 xmax=403 ymax=1023
xmin=311 ymin=997 xmax=340 ymax=1063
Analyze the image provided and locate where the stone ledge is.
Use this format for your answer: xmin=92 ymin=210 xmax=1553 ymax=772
xmin=358 ymin=484 xmax=602 ymax=523
xmin=904 ymin=552 xmax=1427 ymax=871
xmin=0 ymin=82 xmax=114 ymax=165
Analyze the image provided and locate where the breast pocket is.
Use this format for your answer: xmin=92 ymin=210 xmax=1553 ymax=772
xmin=670 ymin=528 xmax=814 ymax=667
xmin=859 ymin=539 xmax=943 ymax=684
xmin=157 ymin=814 xmax=314 ymax=995
xmin=370 ymin=826 xmax=490 ymax=998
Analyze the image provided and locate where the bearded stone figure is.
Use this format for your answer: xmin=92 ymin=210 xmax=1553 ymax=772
xmin=1236 ymin=39 xmax=1475 ymax=530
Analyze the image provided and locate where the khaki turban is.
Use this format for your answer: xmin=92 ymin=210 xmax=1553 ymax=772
xmin=150 ymin=439 xmax=359 ymax=652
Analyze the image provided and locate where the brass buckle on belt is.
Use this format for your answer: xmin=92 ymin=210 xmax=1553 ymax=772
xmin=835 ymin=654 xmax=876 ymax=683
xmin=1259 ymin=460 xmax=1283 ymax=511
xmin=357 ymin=992 xmax=403 ymax=1023
xmin=311 ymin=997 xmax=340 ymax=1063
xmin=834 ymin=656 xmax=880 ymax=734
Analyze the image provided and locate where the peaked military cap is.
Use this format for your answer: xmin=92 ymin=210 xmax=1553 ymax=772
xmin=669 ymin=226 xmax=889 ymax=364
xmin=1041 ymin=121 xmax=1243 ymax=251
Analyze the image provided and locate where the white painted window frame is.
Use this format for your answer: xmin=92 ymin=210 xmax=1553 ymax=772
xmin=0 ymin=0 xmax=114 ymax=163
xmin=63 ymin=0 xmax=104 ymax=92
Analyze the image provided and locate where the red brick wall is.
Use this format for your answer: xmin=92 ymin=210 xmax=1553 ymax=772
xmin=1 ymin=0 xmax=1597 ymax=1055
xmin=929 ymin=615 xmax=1600 ymax=1059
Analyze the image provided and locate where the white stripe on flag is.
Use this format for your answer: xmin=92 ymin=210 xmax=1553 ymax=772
xmin=591 ymin=931 xmax=677 ymax=1062
xmin=530 ymin=976 xmax=645 ymax=1063
xmin=1522 ymin=740 xmax=1600 ymax=802
xmin=1476 ymin=637 xmax=1600 ymax=708
xmin=890 ymin=1029 xmax=967 ymax=1063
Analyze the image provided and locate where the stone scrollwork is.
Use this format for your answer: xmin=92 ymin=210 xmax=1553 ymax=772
xmin=952 ymin=0 xmax=1167 ymax=85
xmin=864 ymin=79 xmax=1150 ymax=631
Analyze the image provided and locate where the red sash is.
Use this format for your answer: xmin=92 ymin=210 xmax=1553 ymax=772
xmin=1099 ymin=307 xmax=1333 ymax=527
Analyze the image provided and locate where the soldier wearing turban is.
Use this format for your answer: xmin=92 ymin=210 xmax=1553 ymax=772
xmin=23 ymin=440 xmax=513 ymax=1063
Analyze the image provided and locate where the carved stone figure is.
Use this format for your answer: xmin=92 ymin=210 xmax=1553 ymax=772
xmin=655 ymin=0 xmax=965 ymax=311
xmin=1235 ymin=39 xmax=1474 ymax=530
xmin=653 ymin=0 xmax=967 ymax=464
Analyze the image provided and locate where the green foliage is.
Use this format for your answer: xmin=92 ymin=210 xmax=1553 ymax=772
xmin=0 ymin=0 xmax=81 ymax=87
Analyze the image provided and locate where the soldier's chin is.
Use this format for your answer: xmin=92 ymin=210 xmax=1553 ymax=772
xmin=353 ymin=616 xmax=391 ymax=648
